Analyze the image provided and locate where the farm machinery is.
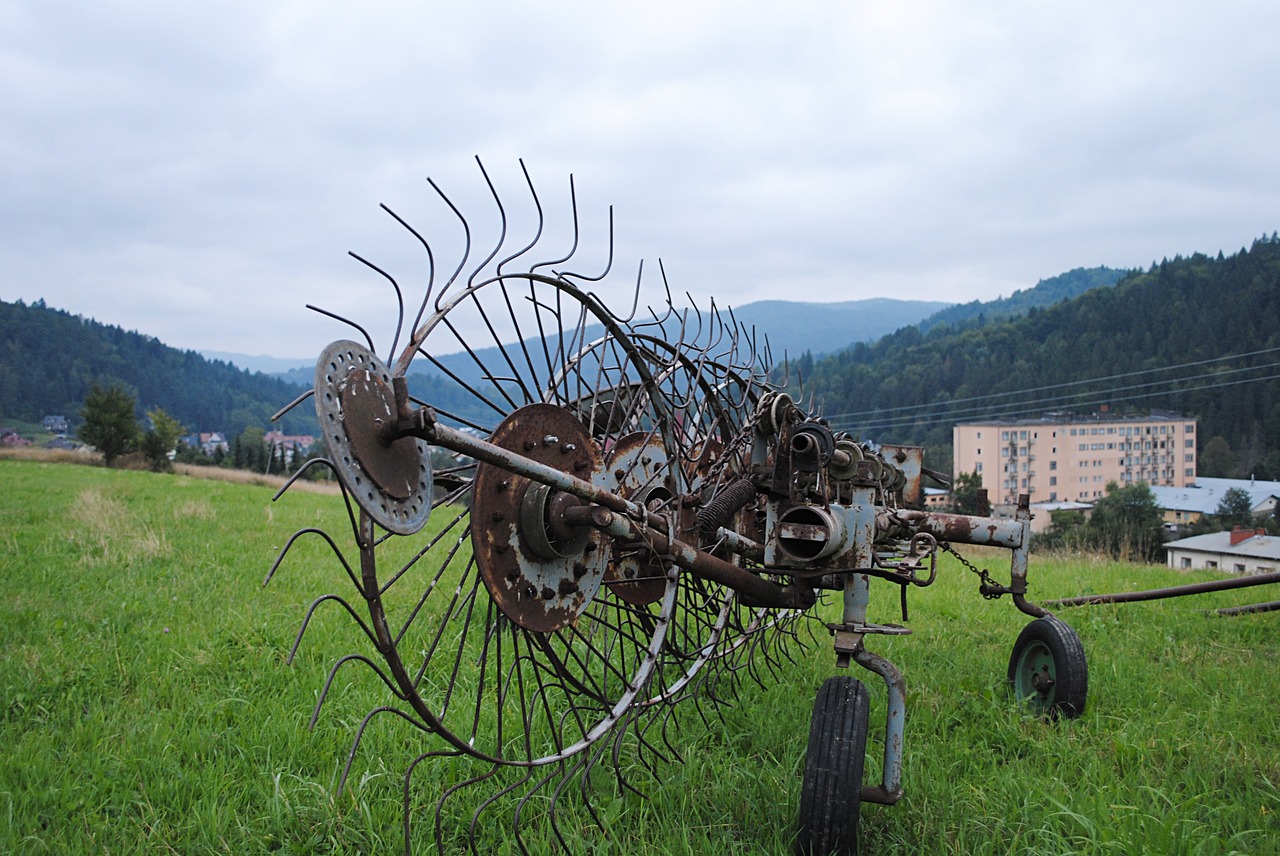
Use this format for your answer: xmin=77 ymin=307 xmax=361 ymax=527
xmin=267 ymin=161 xmax=1088 ymax=854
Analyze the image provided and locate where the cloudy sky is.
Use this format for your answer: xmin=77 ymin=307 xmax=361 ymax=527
xmin=3 ymin=1 xmax=1278 ymax=360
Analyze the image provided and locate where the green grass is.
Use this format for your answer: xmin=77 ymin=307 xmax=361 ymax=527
xmin=2 ymin=458 xmax=1278 ymax=854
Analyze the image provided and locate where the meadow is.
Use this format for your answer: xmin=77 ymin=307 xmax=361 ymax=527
xmin=1 ymin=457 xmax=1277 ymax=854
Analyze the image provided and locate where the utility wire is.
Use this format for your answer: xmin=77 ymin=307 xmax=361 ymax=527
xmin=828 ymin=369 xmax=1280 ymax=436
xmin=819 ymin=344 xmax=1280 ymax=422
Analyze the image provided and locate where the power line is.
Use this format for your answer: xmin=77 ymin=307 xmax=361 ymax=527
xmin=818 ymin=344 xmax=1280 ymax=423
xmin=827 ymin=369 xmax=1280 ymax=437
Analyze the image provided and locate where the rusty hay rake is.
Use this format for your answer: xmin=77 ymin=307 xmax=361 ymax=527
xmin=266 ymin=160 xmax=1088 ymax=855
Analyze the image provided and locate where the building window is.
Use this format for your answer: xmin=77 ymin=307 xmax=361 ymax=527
xmin=975 ymin=462 xmax=983 ymax=472
xmin=1049 ymin=476 xmax=1057 ymax=486
xmin=1234 ymin=564 xmax=1246 ymax=573
xmin=1180 ymin=557 xmax=1191 ymax=569
xmin=1206 ymin=560 xmax=1217 ymax=569
xmin=1186 ymin=424 xmax=1195 ymax=434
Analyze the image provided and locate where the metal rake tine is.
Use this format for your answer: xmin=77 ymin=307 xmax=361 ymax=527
xmin=265 ymin=526 xmax=361 ymax=595
xmin=270 ymin=388 xmax=313 ymax=423
xmin=338 ymin=705 xmax=431 ymax=795
xmin=309 ymin=653 xmax=408 ymax=730
xmin=557 ymin=203 xmax=614 ymax=284
xmin=466 ymin=156 xmax=508 ymax=290
xmin=269 ymin=457 xmax=340 ymax=503
xmin=549 ymin=754 xmax=598 ymax=853
xmin=305 ymin=303 xmax=375 ymax=354
xmin=469 ymin=769 xmax=536 ymax=856
xmin=531 ymin=173 xmax=579 ymax=274
xmin=513 ymin=763 xmax=568 ymax=856
xmin=378 ymin=203 xmax=438 ymax=376
xmin=348 ymin=250 xmax=405 ymax=365
xmin=427 ymin=175 xmax=472 ymax=311
xmin=496 ymin=159 xmax=544 ymax=275
xmin=286 ymin=593 xmax=380 ymax=666
xmin=433 ymin=762 xmax=500 ymax=856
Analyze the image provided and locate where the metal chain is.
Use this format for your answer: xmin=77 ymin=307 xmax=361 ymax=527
xmin=940 ymin=542 xmax=1005 ymax=600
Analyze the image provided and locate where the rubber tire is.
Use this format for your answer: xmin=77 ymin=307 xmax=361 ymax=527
xmin=1007 ymin=616 xmax=1088 ymax=719
xmin=796 ymin=676 xmax=869 ymax=856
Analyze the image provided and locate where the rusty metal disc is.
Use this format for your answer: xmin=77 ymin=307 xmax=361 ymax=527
xmin=472 ymin=404 xmax=608 ymax=633
xmin=601 ymin=432 xmax=675 ymax=606
xmin=314 ymin=340 xmax=433 ymax=535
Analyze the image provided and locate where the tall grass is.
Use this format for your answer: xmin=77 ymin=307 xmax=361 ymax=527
xmin=1 ymin=459 xmax=1277 ymax=853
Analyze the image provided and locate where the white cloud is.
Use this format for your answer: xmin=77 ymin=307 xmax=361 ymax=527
xmin=3 ymin=0 xmax=1280 ymax=356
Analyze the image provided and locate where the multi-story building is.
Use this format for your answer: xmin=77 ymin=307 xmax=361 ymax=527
xmin=953 ymin=412 xmax=1198 ymax=507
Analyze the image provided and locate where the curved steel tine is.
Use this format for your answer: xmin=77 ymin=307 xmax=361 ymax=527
xmin=286 ymin=592 xmax=380 ymax=665
xmin=309 ymin=653 xmax=408 ymax=730
xmin=512 ymin=765 xmax=566 ymax=856
xmin=269 ymin=456 xmax=337 ymax=502
xmin=338 ymin=705 xmax=430 ymax=795
xmin=496 ymin=159 xmax=544 ymax=275
xmin=270 ymin=388 xmax=314 ymax=423
xmin=264 ymin=525 xmax=361 ymax=595
xmin=428 ymin=176 xmax=472 ymax=310
xmin=531 ymin=174 xmax=579 ymax=274
xmin=469 ymin=770 xmax=536 ymax=856
xmin=466 ymin=157 xmax=508 ymax=289
xmin=347 ymin=250 xmax=405 ymax=365
xmin=305 ymin=304 xmax=376 ymax=354
xmin=549 ymin=754 xmax=597 ymax=853
xmin=432 ymin=762 xmax=500 ymax=856
xmin=378 ymin=204 xmax=437 ymax=375
xmin=558 ymin=205 xmax=613 ymax=283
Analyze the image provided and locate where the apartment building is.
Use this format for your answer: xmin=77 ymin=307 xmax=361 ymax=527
xmin=953 ymin=412 xmax=1198 ymax=506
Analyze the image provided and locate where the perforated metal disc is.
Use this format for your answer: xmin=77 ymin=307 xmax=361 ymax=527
xmin=314 ymin=340 xmax=433 ymax=535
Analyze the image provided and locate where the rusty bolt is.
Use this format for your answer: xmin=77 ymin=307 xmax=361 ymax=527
xmin=541 ymin=586 xmax=556 ymax=600
xmin=497 ymin=479 xmax=510 ymax=491
xmin=572 ymin=562 xmax=588 ymax=578
xmin=560 ymin=443 xmax=577 ymax=453
xmin=523 ymin=440 xmax=538 ymax=451
xmin=543 ymin=435 xmax=559 ymax=446
xmin=524 ymin=585 xmax=537 ymax=599
xmin=495 ymin=543 xmax=509 ymax=554
xmin=492 ymin=511 xmax=506 ymax=523
xmin=558 ymin=579 xmax=579 ymax=596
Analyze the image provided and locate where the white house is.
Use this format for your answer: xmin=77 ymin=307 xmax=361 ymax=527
xmin=1162 ymin=527 xmax=1280 ymax=575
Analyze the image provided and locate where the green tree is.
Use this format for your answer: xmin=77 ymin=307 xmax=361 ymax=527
xmin=950 ymin=470 xmax=991 ymax=516
xmin=1086 ymin=482 xmax=1165 ymax=562
xmin=1199 ymin=436 xmax=1237 ymax=478
xmin=141 ymin=408 xmax=184 ymax=472
xmin=78 ymin=383 xmax=140 ymax=467
xmin=1214 ymin=487 xmax=1255 ymax=531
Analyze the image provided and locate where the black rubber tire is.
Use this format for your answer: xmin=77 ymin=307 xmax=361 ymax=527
xmin=1007 ymin=616 xmax=1088 ymax=719
xmin=796 ymin=676 xmax=869 ymax=856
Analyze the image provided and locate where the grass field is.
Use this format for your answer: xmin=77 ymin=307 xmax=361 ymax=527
xmin=2 ymin=458 xmax=1278 ymax=854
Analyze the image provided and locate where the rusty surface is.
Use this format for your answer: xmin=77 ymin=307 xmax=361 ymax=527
xmin=313 ymin=340 xmax=432 ymax=535
xmin=1048 ymin=571 xmax=1280 ymax=608
xmin=471 ymin=404 xmax=608 ymax=633
xmin=600 ymin=432 xmax=671 ymax=606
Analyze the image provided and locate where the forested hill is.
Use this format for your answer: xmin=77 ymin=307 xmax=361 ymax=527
xmin=801 ymin=238 xmax=1280 ymax=479
xmin=0 ymin=299 xmax=312 ymax=434
xmin=918 ymin=266 xmax=1126 ymax=331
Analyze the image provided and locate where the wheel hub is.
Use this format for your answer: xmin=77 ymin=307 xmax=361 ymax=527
xmin=472 ymin=404 xmax=609 ymax=632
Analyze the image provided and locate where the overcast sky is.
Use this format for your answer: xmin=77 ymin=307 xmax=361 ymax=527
xmin=3 ymin=1 xmax=1279 ymax=360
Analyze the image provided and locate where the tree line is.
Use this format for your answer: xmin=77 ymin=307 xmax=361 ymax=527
xmin=0 ymin=298 xmax=313 ymax=435
xmin=794 ymin=237 xmax=1280 ymax=479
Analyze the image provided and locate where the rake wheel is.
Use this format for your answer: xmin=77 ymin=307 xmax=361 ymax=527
xmin=267 ymin=161 xmax=812 ymax=852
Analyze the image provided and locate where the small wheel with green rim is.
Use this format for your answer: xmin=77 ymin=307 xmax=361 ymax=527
xmin=1007 ymin=616 xmax=1087 ymax=719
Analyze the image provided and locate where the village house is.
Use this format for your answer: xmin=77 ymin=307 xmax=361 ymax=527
xmin=1163 ymin=527 xmax=1280 ymax=575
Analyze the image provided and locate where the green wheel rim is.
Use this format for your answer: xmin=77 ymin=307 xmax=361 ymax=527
xmin=1013 ymin=639 xmax=1056 ymax=712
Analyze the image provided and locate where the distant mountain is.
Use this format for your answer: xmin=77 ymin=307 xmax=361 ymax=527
xmin=800 ymin=241 xmax=1280 ymax=479
xmin=727 ymin=297 xmax=951 ymax=359
xmin=918 ymin=266 xmax=1127 ymax=331
xmin=268 ymin=296 xmax=951 ymax=388
xmin=0 ymin=299 xmax=311 ymax=435
xmin=199 ymin=350 xmax=315 ymax=375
